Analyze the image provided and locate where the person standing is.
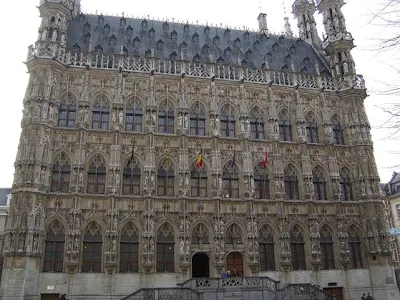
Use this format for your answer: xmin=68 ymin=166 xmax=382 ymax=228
xmin=361 ymin=293 xmax=367 ymax=300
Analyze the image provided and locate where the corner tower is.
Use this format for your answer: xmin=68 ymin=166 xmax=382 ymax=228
xmin=37 ymin=0 xmax=80 ymax=44
xmin=292 ymin=0 xmax=321 ymax=48
xmin=316 ymin=0 xmax=356 ymax=85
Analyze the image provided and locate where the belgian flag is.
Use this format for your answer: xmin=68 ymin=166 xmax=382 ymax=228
xmin=195 ymin=151 xmax=203 ymax=169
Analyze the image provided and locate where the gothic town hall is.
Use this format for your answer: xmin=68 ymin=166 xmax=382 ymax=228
xmin=1 ymin=0 xmax=399 ymax=299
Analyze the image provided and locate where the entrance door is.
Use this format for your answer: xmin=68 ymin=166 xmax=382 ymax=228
xmin=323 ymin=287 xmax=343 ymax=300
xmin=192 ymin=252 xmax=210 ymax=278
xmin=226 ymin=252 xmax=243 ymax=276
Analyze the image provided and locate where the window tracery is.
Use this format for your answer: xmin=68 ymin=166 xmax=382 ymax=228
xmin=223 ymin=161 xmax=239 ymax=198
xmin=332 ymin=115 xmax=344 ymax=145
xmin=125 ymin=99 xmax=143 ymax=132
xmin=254 ymin=164 xmax=270 ymax=199
xmin=348 ymin=225 xmax=363 ymax=268
xmin=58 ymin=92 xmax=76 ymax=128
xmin=278 ymin=109 xmax=292 ymax=141
xmin=120 ymin=222 xmax=139 ymax=273
xmin=320 ymin=225 xmax=335 ymax=269
xmin=312 ymin=166 xmax=327 ymax=200
xmin=51 ymin=152 xmax=71 ymax=193
xmin=92 ymin=95 xmax=110 ymax=130
xmin=44 ymin=220 xmax=65 ymax=273
xmin=290 ymin=225 xmax=306 ymax=270
xmin=191 ymin=166 xmax=207 ymax=197
xmin=339 ymin=167 xmax=353 ymax=201
xmin=249 ymin=107 xmax=265 ymax=140
xmin=305 ymin=112 xmax=318 ymax=143
xmin=82 ymin=221 xmax=102 ymax=273
xmin=157 ymin=223 xmax=174 ymax=272
xmin=284 ymin=165 xmax=299 ymax=200
xmin=87 ymin=154 xmax=106 ymax=194
xmin=158 ymin=100 xmax=174 ymax=134
xmin=220 ymin=104 xmax=236 ymax=137
xmin=122 ymin=158 xmax=141 ymax=195
xmin=157 ymin=157 xmax=175 ymax=196
xmin=189 ymin=102 xmax=206 ymax=136
xmin=258 ymin=225 xmax=275 ymax=271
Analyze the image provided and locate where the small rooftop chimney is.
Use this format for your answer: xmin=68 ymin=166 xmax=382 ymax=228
xmin=257 ymin=13 xmax=268 ymax=34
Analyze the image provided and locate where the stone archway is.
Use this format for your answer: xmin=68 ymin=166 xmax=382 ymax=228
xmin=192 ymin=252 xmax=210 ymax=278
xmin=226 ymin=252 xmax=243 ymax=277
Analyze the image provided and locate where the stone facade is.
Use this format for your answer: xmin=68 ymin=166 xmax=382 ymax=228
xmin=1 ymin=0 xmax=399 ymax=300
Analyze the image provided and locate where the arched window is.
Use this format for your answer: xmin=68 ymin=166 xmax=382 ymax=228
xmin=125 ymin=100 xmax=143 ymax=132
xmin=82 ymin=221 xmax=102 ymax=273
xmin=58 ymin=93 xmax=76 ymax=128
xmin=157 ymin=158 xmax=175 ymax=196
xmin=119 ymin=222 xmax=139 ymax=273
xmin=189 ymin=102 xmax=206 ymax=136
xmin=223 ymin=161 xmax=239 ymax=198
xmin=191 ymin=223 xmax=210 ymax=244
xmin=348 ymin=226 xmax=363 ymax=269
xmin=122 ymin=157 xmax=141 ymax=195
xmin=278 ymin=110 xmax=292 ymax=141
xmin=43 ymin=220 xmax=65 ymax=272
xmin=284 ymin=165 xmax=299 ymax=200
xmin=339 ymin=168 xmax=353 ymax=201
xmin=259 ymin=225 xmax=275 ymax=271
xmin=158 ymin=101 xmax=174 ymax=134
xmin=191 ymin=167 xmax=207 ymax=197
xmin=92 ymin=96 xmax=110 ymax=130
xmin=220 ymin=104 xmax=236 ymax=137
xmin=254 ymin=164 xmax=270 ymax=199
xmin=249 ymin=107 xmax=265 ymax=140
xmin=51 ymin=152 xmax=70 ymax=193
xmin=87 ymin=154 xmax=106 ymax=194
xmin=156 ymin=223 xmax=175 ymax=272
xmin=332 ymin=116 xmax=344 ymax=145
xmin=290 ymin=225 xmax=306 ymax=270
xmin=313 ymin=166 xmax=327 ymax=200
xmin=320 ymin=226 xmax=335 ymax=270
xmin=305 ymin=112 xmax=318 ymax=143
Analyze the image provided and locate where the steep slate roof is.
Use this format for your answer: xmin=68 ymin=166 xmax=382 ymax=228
xmin=67 ymin=14 xmax=331 ymax=75
xmin=0 ymin=188 xmax=11 ymax=206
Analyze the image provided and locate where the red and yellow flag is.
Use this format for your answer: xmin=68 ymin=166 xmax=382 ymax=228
xmin=195 ymin=152 xmax=203 ymax=169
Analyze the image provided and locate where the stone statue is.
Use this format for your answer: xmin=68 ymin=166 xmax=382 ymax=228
xmin=150 ymin=174 xmax=155 ymax=189
xmin=179 ymin=239 xmax=185 ymax=255
xmin=324 ymin=125 xmax=332 ymax=137
xmin=41 ymin=28 xmax=48 ymax=41
xmin=52 ymin=29 xmax=58 ymax=42
xmin=184 ymin=115 xmax=189 ymax=129
xmin=245 ymin=118 xmax=250 ymax=132
xmin=115 ymin=173 xmax=120 ymax=186
xmin=214 ymin=117 xmax=220 ymax=135
xmin=178 ymin=115 xmax=183 ymax=129
xmin=240 ymin=119 xmax=245 ymax=132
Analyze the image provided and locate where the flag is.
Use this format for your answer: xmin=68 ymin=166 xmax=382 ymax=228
xmin=129 ymin=144 xmax=135 ymax=167
xmin=195 ymin=151 xmax=203 ymax=169
xmin=232 ymin=150 xmax=236 ymax=170
xmin=260 ymin=152 xmax=269 ymax=168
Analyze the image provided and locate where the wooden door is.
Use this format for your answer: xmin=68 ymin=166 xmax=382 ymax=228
xmin=323 ymin=287 xmax=343 ymax=300
xmin=226 ymin=252 xmax=243 ymax=276
xmin=41 ymin=294 xmax=60 ymax=300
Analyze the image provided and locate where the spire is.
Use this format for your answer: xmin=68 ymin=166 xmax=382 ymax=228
xmin=292 ymin=0 xmax=321 ymax=47
xmin=257 ymin=13 xmax=269 ymax=34
xmin=316 ymin=0 xmax=356 ymax=84
xmin=284 ymin=17 xmax=293 ymax=37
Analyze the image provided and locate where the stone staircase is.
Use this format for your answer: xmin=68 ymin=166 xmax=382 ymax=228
xmin=121 ymin=277 xmax=333 ymax=300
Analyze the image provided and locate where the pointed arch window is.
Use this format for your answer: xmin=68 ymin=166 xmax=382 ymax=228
xmin=340 ymin=168 xmax=353 ymax=201
xmin=313 ymin=167 xmax=327 ymax=200
xmin=125 ymin=101 xmax=143 ymax=132
xmin=284 ymin=165 xmax=299 ymax=200
xmin=122 ymin=158 xmax=141 ymax=195
xmin=259 ymin=226 xmax=275 ymax=271
xmin=87 ymin=154 xmax=106 ymax=194
xmin=120 ymin=223 xmax=139 ymax=273
xmin=43 ymin=221 xmax=65 ymax=272
xmin=332 ymin=117 xmax=344 ymax=145
xmin=320 ymin=226 xmax=335 ymax=270
xmin=82 ymin=222 xmax=102 ymax=273
xmin=348 ymin=227 xmax=363 ymax=269
xmin=191 ymin=167 xmax=207 ymax=197
xmin=51 ymin=152 xmax=70 ymax=193
xmin=157 ymin=158 xmax=174 ymax=196
xmin=290 ymin=226 xmax=306 ymax=270
xmin=220 ymin=105 xmax=236 ymax=137
xmin=156 ymin=223 xmax=175 ymax=273
xmin=278 ymin=110 xmax=292 ymax=141
xmin=254 ymin=164 xmax=270 ymax=199
xmin=190 ymin=103 xmax=206 ymax=136
xmin=250 ymin=107 xmax=265 ymax=140
xmin=158 ymin=103 xmax=175 ymax=134
xmin=223 ymin=162 xmax=239 ymax=198
xmin=58 ymin=94 xmax=76 ymax=128
xmin=306 ymin=113 xmax=319 ymax=143
xmin=92 ymin=96 xmax=110 ymax=130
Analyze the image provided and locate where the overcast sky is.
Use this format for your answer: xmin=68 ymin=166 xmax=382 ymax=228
xmin=0 ymin=0 xmax=398 ymax=187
